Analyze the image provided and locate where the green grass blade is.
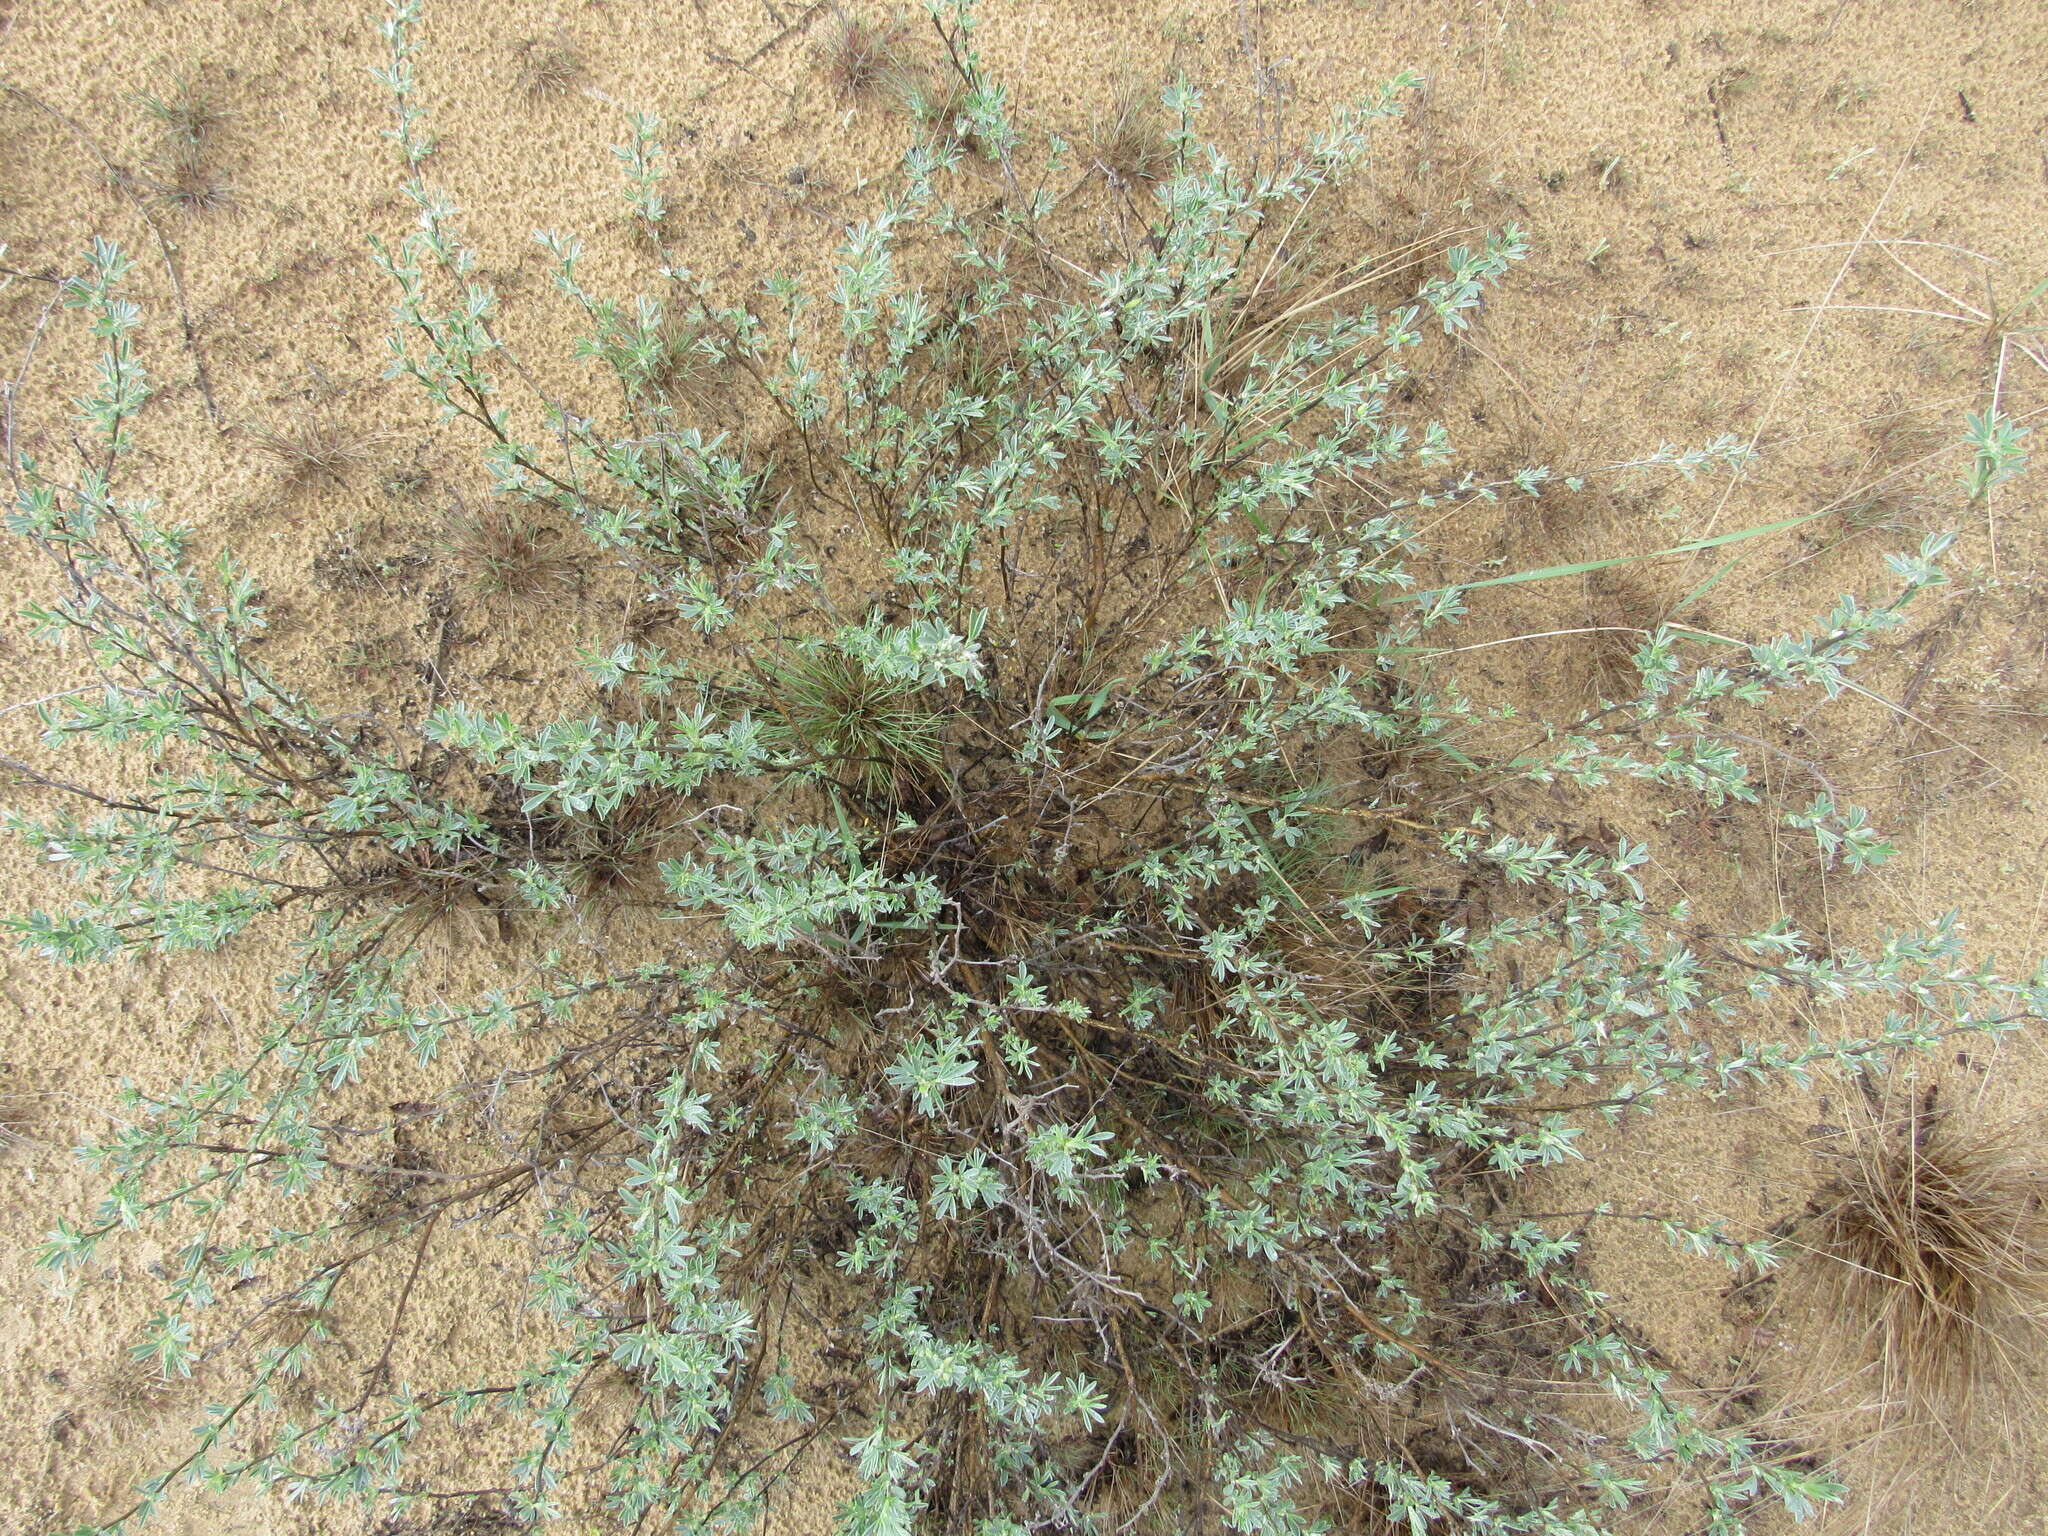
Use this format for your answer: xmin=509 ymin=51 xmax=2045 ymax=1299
xmin=1389 ymin=507 xmax=1834 ymax=606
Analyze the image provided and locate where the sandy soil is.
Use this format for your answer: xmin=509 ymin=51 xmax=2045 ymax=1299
xmin=1 ymin=1 xmax=2045 ymax=1532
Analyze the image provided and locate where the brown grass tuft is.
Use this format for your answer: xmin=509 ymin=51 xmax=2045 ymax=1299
xmin=548 ymin=791 xmax=686 ymax=910
xmin=1809 ymin=1083 xmax=2048 ymax=1413
xmin=136 ymin=74 xmax=228 ymax=148
xmin=138 ymin=72 xmax=235 ymax=214
xmin=437 ymin=499 xmax=580 ymax=605
xmin=1580 ymin=570 xmax=1662 ymax=703
xmin=815 ymin=12 xmax=912 ymax=101
xmin=245 ymin=416 xmax=382 ymax=486
xmin=518 ymin=35 xmax=585 ymax=99
xmin=638 ymin=315 xmax=729 ymax=409
xmin=0 ymin=1094 xmax=31 ymax=1158
xmin=154 ymin=141 xmax=236 ymax=214
xmin=889 ymin=63 xmax=971 ymax=138
xmin=1090 ymin=74 xmax=1170 ymax=186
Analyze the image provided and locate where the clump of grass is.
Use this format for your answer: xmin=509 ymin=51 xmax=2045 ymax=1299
xmin=438 ymin=499 xmax=580 ymax=605
xmin=1581 ymin=571 xmax=1662 ymax=703
xmin=1809 ymin=1085 xmax=2048 ymax=1411
xmin=889 ymin=62 xmax=971 ymax=136
xmin=313 ymin=522 xmax=429 ymax=594
xmin=0 ymin=1095 xmax=30 ymax=1158
xmin=381 ymin=1498 xmax=525 ymax=1536
xmin=155 ymin=142 xmax=237 ymax=214
xmin=814 ymin=11 xmax=912 ymax=101
xmin=339 ymin=634 xmax=417 ymax=685
xmin=546 ymin=792 xmax=686 ymax=909
xmin=1715 ymin=67 xmax=1763 ymax=105
xmin=136 ymin=72 xmax=234 ymax=214
xmin=136 ymin=74 xmax=228 ymax=148
xmin=518 ymin=34 xmax=585 ymax=99
xmin=1819 ymin=75 xmax=1874 ymax=114
xmin=1237 ymin=772 xmax=1394 ymax=918
xmin=1090 ymin=73 xmax=1170 ymax=186
xmin=345 ymin=845 xmax=499 ymax=943
xmin=1280 ymin=825 xmax=1394 ymax=903
xmin=635 ymin=314 xmax=729 ymax=409
xmin=245 ymin=416 xmax=381 ymax=486
xmin=752 ymin=646 xmax=946 ymax=792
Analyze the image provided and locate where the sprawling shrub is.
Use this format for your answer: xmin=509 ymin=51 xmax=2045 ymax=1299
xmin=10 ymin=4 xmax=2040 ymax=1533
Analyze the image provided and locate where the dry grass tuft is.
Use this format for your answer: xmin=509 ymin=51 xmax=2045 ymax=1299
xmin=245 ymin=416 xmax=382 ymax=486
xmin=518 ymin=35 xmax=585 ymax=99
xmin=889 ymin=63 xmax=971 ymax=136
xmin=345 ymin=846 xmax=500 ymax=945
xmin=96 ymin=1356 xmax=186 ymax=1427
xmin=548 ymin=792 xmax=686 ymax=910
xmin=136 ymin=74 xmax=228 ymax=149
xmin=1090 ymin=74 xmax=1171 ymax=186
xmin=815 ymin=12 xmax=912 ymax=101
xmin=137 ymin=73 xmax=235 ymax=214
xmin=1809 ymin=1084 xmax=2048 ymax=1412
xmin=0 ymin=1094 xmax=31 ymax=1158
xmin=438 ymin=499 xmax=580 ymax=605
xmin=375 ymin=1496 xmax=526 ymax=1535
xmin=638 ymin=315 xmax=730 ymax=410
xmin=154 ymin=142 xmax=237 ymax=214
xmin=1581 ymin=571 xmax=1662 ymax=703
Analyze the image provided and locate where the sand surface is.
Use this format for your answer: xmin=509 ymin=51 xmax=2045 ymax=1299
xmin=2 ymin=1 xmax=2046 ymax=1531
